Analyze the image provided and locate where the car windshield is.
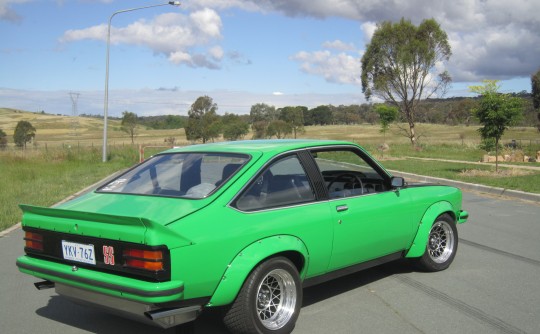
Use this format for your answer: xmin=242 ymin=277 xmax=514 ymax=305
xmin=97 ymin=152 xmax=249 ymax=199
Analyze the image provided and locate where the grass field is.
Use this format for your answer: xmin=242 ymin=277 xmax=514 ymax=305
xmin=1 ymin=108 xmax=539 ymax=231
xmin=0 ymin=146 xmax=139 ymax=231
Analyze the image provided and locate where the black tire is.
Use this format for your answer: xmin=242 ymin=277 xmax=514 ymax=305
xmin=415 ymin=214 xmax=458 ymax=272
xmin=223 ymin=257 xmax=302 ymax=334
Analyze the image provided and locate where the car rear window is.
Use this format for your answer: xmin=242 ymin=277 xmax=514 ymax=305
xmin=97 ymin=152 xmax=249 ymax=199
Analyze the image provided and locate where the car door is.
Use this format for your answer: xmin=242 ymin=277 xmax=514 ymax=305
xmin=310 ymin=148 xmax=416 ymax=271
xmin=231 ymin=153 xmax=334 ymax=278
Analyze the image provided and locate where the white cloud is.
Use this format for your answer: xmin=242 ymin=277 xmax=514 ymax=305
xmin=448 ymin=24 xmax=540 ymax=81
xmin=209 ymin=45 xmax=224 ymax=60
xmin=0 ymin=0 xmax=32 ymax=22
xmin=291 ymin=50 xmax=361 ymax=85
xmin=220 ymin=0 xmax=540 ymax=82
xmin=322 ymin=40 xmax=355 ymax=51
xmin=53 ymin=0 xmax=540 ymax=84
xmin=60 ymin=8 xmax=223 ymax=69
xmin=360 ymin=22 xmax=376 ymax=42
xmin=181 ymin=0 xmax=262 ymax=12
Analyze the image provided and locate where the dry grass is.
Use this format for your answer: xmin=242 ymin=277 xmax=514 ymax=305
xmin=2 ymin=108 xmax=538 ymax=149
xmin=459 ymin=169 xmax=533 ymax=177
xmin=0 ymin=108 xmax=187 ymax=148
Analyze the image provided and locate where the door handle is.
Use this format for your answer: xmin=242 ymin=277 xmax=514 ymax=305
xmin=336 ymin=205 xmax=348 ymax=212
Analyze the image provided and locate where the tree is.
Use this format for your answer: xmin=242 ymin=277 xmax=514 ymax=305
xmin=251 ymin=121 xmax=268 ymax=139
xmin=222 ymin=113 xmax=249 ymax=141
xmin=332 ymin=105 xmax=361 ymax=125
xmin=305 ymin=105 xmax=333 ymax=126
xmin=279 ymin=106 xmax=305 ymax=138
xmin=267 ymin=120 xmax=292 ymax=139
xmin=532 ymin=68 xmax=540 ymax=131
xmin=374 ymin=104 xmax=398 ymax=140
xmin=121 ymin=111 xmax=138 ymax=144
xmin=361 ymin=18 xmax=452 ymax=146
xmin=13 ymin=120 xmax=36 ymax=149
xmin=450 ymin=99 xmax=475 ymax=126
xmin=185 ymin=96 xmax=221 ymax=143
xmin=469 ymin=80 xmax=523 ymax=172
xmin=250 ymin=103 xmax=277 ymax=139
xmin=0 ymin=129 xmax=7 ymax=149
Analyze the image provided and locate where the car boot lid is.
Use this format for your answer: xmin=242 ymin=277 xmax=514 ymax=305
xmin=20 ymin=204 xmax=193 ymax=247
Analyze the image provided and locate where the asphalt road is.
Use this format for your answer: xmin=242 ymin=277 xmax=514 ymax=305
xmin=1 ymin=191 xmax=539 ymax=334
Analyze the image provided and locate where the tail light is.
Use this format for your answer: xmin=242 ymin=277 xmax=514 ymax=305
xmin=24 ymin=231 xmax=44 ymax=252
xmin=123 ymin=248 xmax=164 ymax=271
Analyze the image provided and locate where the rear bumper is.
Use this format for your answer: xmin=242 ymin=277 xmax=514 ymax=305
xmin=55 ymin=283 xmax=201 ymax=329
xmin=17 ymin=256 xmax=183 ymax=303
xmin=17 ymin=256 xmax=205 ymax=328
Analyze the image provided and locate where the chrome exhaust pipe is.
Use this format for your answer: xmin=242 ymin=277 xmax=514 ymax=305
xmin=34 ymin=280 xmax=55 ymax=290
xmin=144 ymin=305 xmax=201 ymax=327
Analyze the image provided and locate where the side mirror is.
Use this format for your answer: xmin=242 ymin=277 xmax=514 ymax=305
xmin=391 ymin=177 xmax=405 ymax=188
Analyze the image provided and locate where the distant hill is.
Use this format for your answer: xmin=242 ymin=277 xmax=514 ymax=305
xmin=0 ymin=108 xmax=111 ymax=134
xmin=0 ymin=108 xmax=118 ymax=145
xmin=0 ymin=108 xmax=185 ymax=147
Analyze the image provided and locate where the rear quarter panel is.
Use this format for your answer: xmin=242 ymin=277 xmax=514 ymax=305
xmin=166 ymin=200 xmax=334 ymax=303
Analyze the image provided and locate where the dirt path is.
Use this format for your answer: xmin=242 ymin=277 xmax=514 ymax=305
xmin=405 ymin=156 xmax=540 ymax=171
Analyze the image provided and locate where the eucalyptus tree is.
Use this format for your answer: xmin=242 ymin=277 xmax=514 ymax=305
xmin=0 ymin=129 xmax=7 ymax=149
xmin=249 ymin=103 xmax=277 ymax=139
xmin=361 ymin=18 xmax=452 ymax=146
xmin=121 ymin=111 xmax=138 ymax=144
xmin=279 ymin=106 xmax=305 ymax=139
xmin=185 ymin=95 xmax=221 ymax=143
xmin=13 ymin=120 xmax=36 ymax=149
xmin=532 ymin=69 xmax=540 ymax=131
xmin=222 ymin=113 xmax=249 ymax=141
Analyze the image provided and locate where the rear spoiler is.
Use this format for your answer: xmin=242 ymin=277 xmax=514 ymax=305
xmin=19 ymin=204 xmax=192 ymax=248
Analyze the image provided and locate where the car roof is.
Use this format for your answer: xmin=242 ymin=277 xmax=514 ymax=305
xmin=163 ymin=139 xmax=357 ymax=155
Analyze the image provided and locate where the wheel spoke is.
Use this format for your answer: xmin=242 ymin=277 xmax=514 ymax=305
xmin=256 ymin=268 xmax=297 ymax=330
xmin=427 ymin=221 xmax=455 ymax=264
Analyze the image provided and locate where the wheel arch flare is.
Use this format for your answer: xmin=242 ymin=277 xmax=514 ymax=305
xmin=207 ymin=235 xmax=309 ymax=307
xmin=405 ymin=201 xmax=456 ymax=258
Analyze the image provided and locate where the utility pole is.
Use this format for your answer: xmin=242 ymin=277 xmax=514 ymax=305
xmin=102 ymin=1 xmax=181 ymax=162
xmin=69 ymin=92 xmax=80 ymax=137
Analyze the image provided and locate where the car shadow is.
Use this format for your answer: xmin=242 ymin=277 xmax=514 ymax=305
xmin=34 ymin=260 xmax=414 ymax=334
xmin=302 ymin=259 xmax=413 ymax=307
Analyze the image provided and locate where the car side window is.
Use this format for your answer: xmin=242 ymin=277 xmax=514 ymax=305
xmin=234 ymin=154 xmax=315 ymax=211
xmin=312 ymin=149 xmax=389 ymax=198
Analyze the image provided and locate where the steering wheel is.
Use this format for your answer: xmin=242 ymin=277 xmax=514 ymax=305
xmin=327 ymin=172 xmax=364 ymax=195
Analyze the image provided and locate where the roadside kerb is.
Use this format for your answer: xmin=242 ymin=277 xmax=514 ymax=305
xmin=390 ymin=169 xmax=540 ymax=203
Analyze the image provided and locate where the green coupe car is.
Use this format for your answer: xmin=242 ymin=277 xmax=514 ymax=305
xmin=17 ymin=140 xmax=468 ymax=334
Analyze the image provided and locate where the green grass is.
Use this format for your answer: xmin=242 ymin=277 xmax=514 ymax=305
xmin=2 ymin=116 xmax=540 ymax=231
xmin=0 ymin=146 xmax=138 ymax=231
xmin=382 ymin=159 xmax=540 ymax=193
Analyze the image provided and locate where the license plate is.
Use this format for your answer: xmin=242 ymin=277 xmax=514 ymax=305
xmin=62 ymin=241 xmax=96 ymax=265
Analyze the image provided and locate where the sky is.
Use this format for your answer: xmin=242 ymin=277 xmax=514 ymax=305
xmin=1 ymin=0 xmax=539 ymax=117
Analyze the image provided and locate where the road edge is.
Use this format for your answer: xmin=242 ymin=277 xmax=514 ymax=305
xmin=391 ymin=170 xmax=540 ymax=203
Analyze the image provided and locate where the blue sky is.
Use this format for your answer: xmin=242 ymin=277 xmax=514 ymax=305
xmin=1 ymin=0 xmax=539 ymax=117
